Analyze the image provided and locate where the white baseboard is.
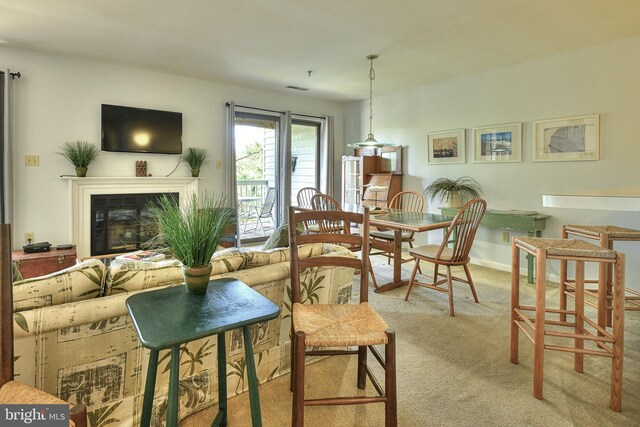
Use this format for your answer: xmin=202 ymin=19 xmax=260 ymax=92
xmin=470 ymin=257 xmax=561 ymax=283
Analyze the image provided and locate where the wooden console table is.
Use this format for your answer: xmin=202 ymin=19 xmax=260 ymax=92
xmin=12 ymin=246 xmax=77 ymax=279
xmin=439 ymin=208 xmax=550 ymax=283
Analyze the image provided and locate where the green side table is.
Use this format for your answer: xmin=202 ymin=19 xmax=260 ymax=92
xmin=440 ymin=208 xmax=550 ymax=284
xmin=126 ymin=278 xmax=281 ymax=427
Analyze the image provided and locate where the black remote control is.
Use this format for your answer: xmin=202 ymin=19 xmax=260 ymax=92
xmin=57 ymin=244 xmax=73 ymax=250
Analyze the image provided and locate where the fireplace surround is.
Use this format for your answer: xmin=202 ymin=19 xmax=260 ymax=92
xmin=65 ymin=177 xmax=199 ymax=258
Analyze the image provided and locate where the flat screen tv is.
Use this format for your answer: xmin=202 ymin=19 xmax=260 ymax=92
xmin=101 ymin=104 xmax=182 ymax=154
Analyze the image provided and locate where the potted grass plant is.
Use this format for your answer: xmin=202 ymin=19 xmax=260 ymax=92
xmin=148 ymin=191 xmax=235 ymax=294
xmin=182 ymin=147 xmax=209 ymax=177
xmin=424 ymin=176 xmax=482 ymax=208
xmin=58 ymin=140 xmax=100 ymax=177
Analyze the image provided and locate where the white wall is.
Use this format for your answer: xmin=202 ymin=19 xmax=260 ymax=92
xmin=1 ymin=46 xmax=345 ymax=249
xmin=346 ymin=36 xmax=640 ymax=290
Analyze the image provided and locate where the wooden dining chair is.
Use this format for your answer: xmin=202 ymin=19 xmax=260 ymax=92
xmin=0 ymin=224 xmax=87 ymax=427
xmin=369 ymin=191 xmax=425 ymax=270
xmin=288 ymin=206 xmax=397 ymax=426
xmin=405 ymin=198 xmax=487 ymax=316
xmin=297 ymin=187 xmax=322 ymax=233
xmin=310 ymin=194 xmax=379 ymax=287
xmin=296 ymin=187 xmax=321 ymax=208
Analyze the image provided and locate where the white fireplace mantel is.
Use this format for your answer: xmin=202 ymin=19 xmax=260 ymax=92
xmin=64 ymin=176 xmax=199 ymax=258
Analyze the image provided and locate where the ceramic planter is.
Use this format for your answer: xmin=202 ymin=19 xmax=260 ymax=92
xmin=182 ymin=264 xmax=212 ymax=295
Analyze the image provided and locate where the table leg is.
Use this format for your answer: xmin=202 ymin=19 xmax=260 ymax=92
xmin=212 ymin=332 xmax=227 ymax=426
xmin=374 ymin=229 xmax=407 ymax=293
xmin=243 ymin=325 xmax=263 ymax=427
xmin=525 ymin=231 xmax=541 ymax=284
xmin=167 ymin=345 xmax=180 ymax=427
xmin=140 ymin=349 xmax=159 ymax=427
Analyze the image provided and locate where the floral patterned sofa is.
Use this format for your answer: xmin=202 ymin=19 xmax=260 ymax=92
xmin=11 ymin=243 xmax=356 ymax=426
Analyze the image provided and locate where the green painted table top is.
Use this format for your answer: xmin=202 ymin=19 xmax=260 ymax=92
xmin=439 ymin=207 xmax=550 ymax=232
xmin=126 ymin=278 xmax=280 ymax=350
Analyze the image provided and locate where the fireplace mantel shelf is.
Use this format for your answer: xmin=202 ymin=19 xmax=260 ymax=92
xmin=61 ymin=176 xmax=201 ymax=183
xmin=67 ymin=176 xmax=200 ymax=258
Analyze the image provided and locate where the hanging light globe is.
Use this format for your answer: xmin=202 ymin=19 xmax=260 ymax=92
xmin=348 ymin=54 xmax=395 ymax=149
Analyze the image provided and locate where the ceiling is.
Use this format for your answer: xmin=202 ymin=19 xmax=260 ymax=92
xmin=1 ymin=0 xmax=640 ymax=102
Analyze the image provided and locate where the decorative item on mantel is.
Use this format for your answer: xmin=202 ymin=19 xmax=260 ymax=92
xmin=425 ymin=176 xmax=483 ymax=208
xmin=58 ymin=140 xmax=100 ymax=177
xmin=135 ymin=160 xmax=148 ymax=177
xmin=146 ymin=191 xmax=234 ymax=295
xmin=182 ymin=147 xmax=209 ymax=177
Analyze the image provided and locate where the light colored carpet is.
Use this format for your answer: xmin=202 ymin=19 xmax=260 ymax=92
xmin=182 ymin=257 xmax=640 ymax=426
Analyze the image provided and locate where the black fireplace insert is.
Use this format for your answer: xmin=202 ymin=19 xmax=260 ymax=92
xmin=91 ymin=193 xmax=178 ymax=256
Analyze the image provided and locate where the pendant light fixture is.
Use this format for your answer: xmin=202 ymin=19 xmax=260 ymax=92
xmin=349 ymin=54 xmax=394 ymax=149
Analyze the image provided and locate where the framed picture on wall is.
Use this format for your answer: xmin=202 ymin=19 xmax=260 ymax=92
xmin=532 ymin=114 xmax=600 ymax=162
xmin=472 ymin=123 xmax=522 ymax=163
xmin=427 ymin=129 xmax=466 ymax=164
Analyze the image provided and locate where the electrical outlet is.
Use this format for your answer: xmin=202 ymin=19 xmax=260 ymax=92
xmin=25 ymin=232 xmax=34 ymax=244
xmin=25 ymin=155 xmax=40 ymax=166
xmin=215 ymin=160 xmax=222 ymax=170
xmin=501 ymin=231 xmax=510 ymax=243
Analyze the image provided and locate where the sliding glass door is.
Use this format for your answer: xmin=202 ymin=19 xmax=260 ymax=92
xmin=233 ymin=112 xmax=322 ymax=244
xmin=291 ymin=120 xmax=320 ymax=205
xmin=234 ymin=113 xmax=280 ymax=243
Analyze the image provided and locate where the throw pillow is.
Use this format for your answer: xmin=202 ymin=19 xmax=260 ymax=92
xmin=262 ymin=223 xmax=290 ymax=250
xmin=12 ymin=259 xmax=106 ymax=312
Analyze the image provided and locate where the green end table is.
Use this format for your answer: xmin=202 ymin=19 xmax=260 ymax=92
xmin=126 ymin=278 xmax=281 ymax=427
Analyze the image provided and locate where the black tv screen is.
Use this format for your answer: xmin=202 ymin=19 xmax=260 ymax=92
xmin=101 ymin=104 xmax=182 ymax=154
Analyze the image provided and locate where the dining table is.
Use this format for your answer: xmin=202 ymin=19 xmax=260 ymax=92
xmin=343 ymin=204 xmax=452 ymax=293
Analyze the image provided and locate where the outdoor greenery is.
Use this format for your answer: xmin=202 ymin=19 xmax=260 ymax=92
xmin=424 ymin=176 xmax=483 ymax=203
xmin=147 ymin=192 xmax=234 ymax=268
xmin=58 ymin=140 xmax=100 ymax=168
xmin=236 ymin=140 xmax=264 ymax=180
xmin=181 ymin=147 xmax=209 ymax=169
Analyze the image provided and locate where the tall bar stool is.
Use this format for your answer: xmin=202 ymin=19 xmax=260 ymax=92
xmin=560 ymin=225 xmax=640 ymax=328
xmin=510 ymin=237 xmax=625 ymax=412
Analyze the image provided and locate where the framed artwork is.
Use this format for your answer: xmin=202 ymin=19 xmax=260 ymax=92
xmin=472 ymin=123 xmax=522 ymax=163
xmin=532 ymin=114 xmax=600 ymax=162
xmin=427 ymin=129 xmax=466 ymax=164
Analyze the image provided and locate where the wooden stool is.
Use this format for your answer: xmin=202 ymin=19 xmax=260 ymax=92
xmin=510 ymin=237 xmax=625 ymax=412
xmin=560 ymin=225 xmax=640 ymax=327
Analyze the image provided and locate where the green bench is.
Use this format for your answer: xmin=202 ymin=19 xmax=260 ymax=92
xmin=439 ymin=208 xmax=550 ymax=284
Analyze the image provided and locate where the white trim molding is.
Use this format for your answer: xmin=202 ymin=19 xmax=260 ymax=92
xmin=64 ymin=177 xmax=199 ymax=258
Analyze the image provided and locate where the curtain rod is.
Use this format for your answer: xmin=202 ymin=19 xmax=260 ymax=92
xmin=226 ymin=102 xmax=325 ymax=120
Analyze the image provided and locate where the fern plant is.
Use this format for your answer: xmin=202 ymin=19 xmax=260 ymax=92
xmin=424 ymin=176 xmax=482 ymax=206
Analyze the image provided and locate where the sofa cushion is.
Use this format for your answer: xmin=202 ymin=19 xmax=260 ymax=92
xmin=103 ymin=258 xmax=184 ymax=295
xmin=12 ymin=259 xmax=106 ymax=312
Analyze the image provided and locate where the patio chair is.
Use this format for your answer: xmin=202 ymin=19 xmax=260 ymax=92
xmin=288 ymin=206 xmax=397 ymax=426
xmin=405 ymin=198 xmax=487 ymax=316
xmin=0 ymin=224 xmax=87 ymax=427
xmin=242 ymin=187 xmax=276 ymax=233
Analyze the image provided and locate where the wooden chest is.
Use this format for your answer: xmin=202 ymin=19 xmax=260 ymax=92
xmin=12 ymin=246 xmax=78 ymax=279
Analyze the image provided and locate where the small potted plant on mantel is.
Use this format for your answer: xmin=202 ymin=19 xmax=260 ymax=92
xmin=148 ymin=191 xmax=234 ymax=295
xmin=424 ymin=176 xmax=483 ymax=208
xmin=182 ymin=147 xmax=209 ymax=177
xmin=58 ymin=140 xmax=100 ymax=177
